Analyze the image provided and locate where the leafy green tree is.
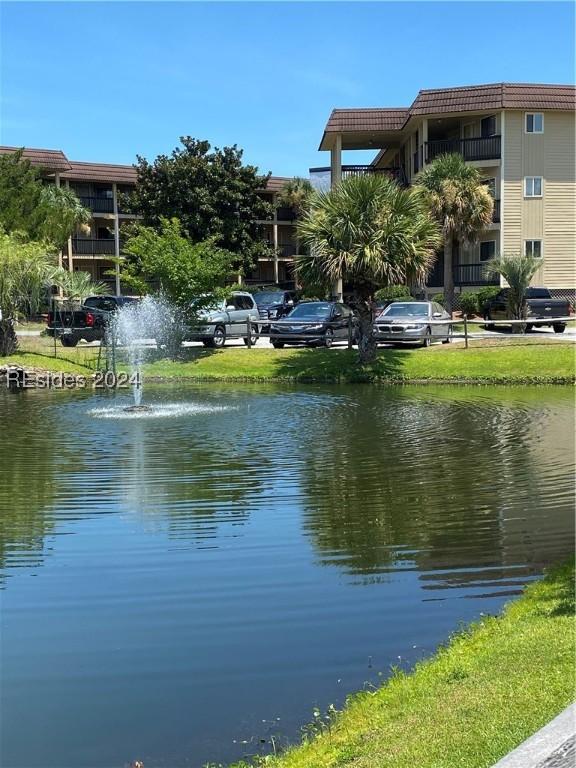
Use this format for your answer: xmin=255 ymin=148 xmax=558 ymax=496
xmin=0 ymin=150 xmax=90 ymax=247
xmin=484 ymin=252 xmax=543 ymax=330
xmin=414 ymin=153 xmax=494 ymax=315
xmin=0 ymin=232 xmax=58 ymax=355
xmin=128 ymin=137 xmax=273 ymax=274
xmin=296 ymin=174 xmax=441 ymax=363
xmin=121 ymin=217 xmax=236 ymax=308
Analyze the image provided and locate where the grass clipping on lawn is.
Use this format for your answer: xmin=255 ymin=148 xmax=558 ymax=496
xmin=233 ymin=560 xmax=575 ymax=768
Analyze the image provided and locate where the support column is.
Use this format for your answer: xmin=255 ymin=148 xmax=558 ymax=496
xmin=112 ymin=183 xmax=121 ymax=296
xmin=330 ymin=135 xmax=343 ymax=299
xmin=421 ymin=119 xmax=428 ymax=169
xmin=330 ymin=134 xmax=342 ymax=188
xmin=65 ymin=180 xmax=73 ymax=272
xmin=272 ymin=194 xmax=279 ymax=284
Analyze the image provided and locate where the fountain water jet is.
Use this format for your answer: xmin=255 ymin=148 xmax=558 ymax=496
xmin=108 ymin=296 xmax=180 ymax=412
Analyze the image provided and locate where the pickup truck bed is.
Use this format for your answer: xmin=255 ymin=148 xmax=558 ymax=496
xmin=47 ymin=295 xmax=137 ymax=346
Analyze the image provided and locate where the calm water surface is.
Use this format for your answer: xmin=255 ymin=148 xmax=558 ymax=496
xmin=0 ymin=384 xmax=574 ymax=768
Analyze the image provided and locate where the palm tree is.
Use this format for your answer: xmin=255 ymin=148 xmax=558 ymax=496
xmin=55 ymin=270 xmax=108 ymax=306
xmin=484 ymin=252 xmax=543 ymax=331
xmin=37 ymin=185 xmax=91 ymax=250
xmin=296 ymin=174 xmax=441 ymax=363
xmin=277 ymin=177 xmax=315 ymax=218
xmin=0 ymin=232 xmax=59 ymax=355
xmin=414 ymin=153 xmax=494 ymax=315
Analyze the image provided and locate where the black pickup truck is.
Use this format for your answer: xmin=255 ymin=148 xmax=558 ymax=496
xmin=47 ymin=295 xmax=137 ymax=346
xmin=483 ymin=288 xmax=570 ymax=333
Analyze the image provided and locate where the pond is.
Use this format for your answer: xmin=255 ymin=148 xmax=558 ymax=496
xmin=0 ymin=384 xmax=574 ymax=768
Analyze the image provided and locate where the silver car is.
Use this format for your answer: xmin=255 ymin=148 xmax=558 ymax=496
xmin=187 ymin=291 xmax=260 ymax=348
xmin=374 ymin=301 xmax=452 ymax=346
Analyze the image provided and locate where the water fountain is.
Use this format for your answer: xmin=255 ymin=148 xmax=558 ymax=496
xmin=107 ymin=295 xmax=180 ymax=414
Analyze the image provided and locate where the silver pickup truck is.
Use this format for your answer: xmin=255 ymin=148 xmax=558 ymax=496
xmin=483 ymin=288 xmax=570 ymax=333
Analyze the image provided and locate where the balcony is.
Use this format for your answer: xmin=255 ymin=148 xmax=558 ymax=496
xmin=427 ymin=261 xmax=499 ymax=288
xmin=425 ymin=136 xmax=501 ymax=164
xmin=79 ymin=196 xmax=114 ymax=214
xmin=309 ymin=165 xmax=408 ymax=186
xmin=70 ymin=238 xmax=117 ymax=256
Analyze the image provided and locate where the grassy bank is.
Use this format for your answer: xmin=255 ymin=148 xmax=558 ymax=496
xmin=232 ymin=561 xmax=575 ymax=768
xmin=2 ymin=335 xmax=574 ymax=384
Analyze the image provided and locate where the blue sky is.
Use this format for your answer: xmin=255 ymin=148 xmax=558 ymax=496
xmin=1 ymin=2 xmax=574 ymax=177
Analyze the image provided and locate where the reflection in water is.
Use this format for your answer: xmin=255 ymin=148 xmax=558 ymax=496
xmin=0 ymin=384 xmax=573 ymax=768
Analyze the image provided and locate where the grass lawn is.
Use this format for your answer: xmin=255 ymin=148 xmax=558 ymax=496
xmin=2 ymin=334 xmax=574 ymax=383
xmin=232 ymin=560 xmax=575 ymax=768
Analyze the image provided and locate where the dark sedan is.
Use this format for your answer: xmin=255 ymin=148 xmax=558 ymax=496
xmin=270 ymin=301 xmax=356 ymax=348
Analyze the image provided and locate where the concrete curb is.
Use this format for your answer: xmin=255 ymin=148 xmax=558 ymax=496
xmin=491 ymin=704 xmax=575 ymax=768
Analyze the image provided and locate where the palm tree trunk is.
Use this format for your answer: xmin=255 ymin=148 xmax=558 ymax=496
xmin=355 ymin=292 xmax=377 ymax=364
xmin=0 ymin=319 xmax=18 ymax=356
xmin=443 ymin=236 xmax=455 ymax=316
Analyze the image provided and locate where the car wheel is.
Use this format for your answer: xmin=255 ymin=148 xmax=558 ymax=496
xmin=212 ymin=326 xmax=226 ymax=348
xmin=553 ymin=323 xmax=566 ymax=334
xmin=61 ymin=335 xmax=79 ymax=347
xmin=525 ymin=323 xmax=534 ymax=333
xmin=324 ymin=329 xmax=334 ymax=348
xmin=442 ymin=326 xmax=453 ymax=344
xmin=243 ymin=332 xmax=258 ymax=347
xmin=483 ymin=314 xmax=495 ymax=331
xmin=422 ymin=328 xmax=432 ymax=347
xmin=272 ymin=341 xmax=284 ymax=349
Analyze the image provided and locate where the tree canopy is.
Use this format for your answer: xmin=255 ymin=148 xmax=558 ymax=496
xmin=127 ymin=138 xmax=273 ymax=273
xmin=121 ymin=217 xmax=236 ymax=309
xmin=0 ymin=150 xmax=90 ymax=248
xmin=484 ymin=253 xmax=543 ymax=324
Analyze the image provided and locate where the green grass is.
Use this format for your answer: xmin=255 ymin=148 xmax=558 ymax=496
xmin=2 ymin=335 xmax=574 ymax=383
xmin=231 ymin=561 xmax=575 ymax=768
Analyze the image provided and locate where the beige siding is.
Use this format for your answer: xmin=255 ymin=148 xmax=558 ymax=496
xmin=503 ymin=110 xmax=575 ymax=288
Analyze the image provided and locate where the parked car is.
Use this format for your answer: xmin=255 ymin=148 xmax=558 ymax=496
xmin=46 ymin=295 xmax=138 ymax=346
xmin=269 ymin=301 xmax=357 ymax=348
xmin=186 ymin=291 xmax=260 ymax=348
xmin=483 ymin=288 xmax=569 ymax=333
xmin=253 ymin=290 xmax=299 ymax=329
xmin=374 ymin=301 xmax=451 ymax=346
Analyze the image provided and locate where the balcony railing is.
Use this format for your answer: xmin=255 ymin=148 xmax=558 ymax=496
xmin=425 ymin=136 xmax=501 ymax=163
xmin=70 ymin=238 xmax=117 ymax=256
xmin=492 ymin=199 xmax=501 ymax=223
xmin=309 ymin=166 xmax=408 ymax=186
xmin=79 ymin=196 xmax=114 ymax=214
xmin=427 ymin=262 xmax=499 ymax=288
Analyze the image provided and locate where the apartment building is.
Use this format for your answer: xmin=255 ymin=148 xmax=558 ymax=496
xmin=314 ymin=83 xmax=576 ymax=298
xmin=0 ymin=146 xmax=299 ymax=292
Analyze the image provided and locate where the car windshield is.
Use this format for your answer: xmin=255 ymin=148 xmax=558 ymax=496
xmin=191 ymin=296 xmax=222 ymax=312
xmin=254 ymin=292 xmax=284 ymax=305
xmin=383 ymin=302 xmax=429 ymax=317
xmin=288 ymin=302 xmax=331 ymax=320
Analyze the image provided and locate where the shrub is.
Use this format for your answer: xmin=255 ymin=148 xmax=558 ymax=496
xmin=477 ymin=286 xmax=501 ymax=313
xmin=459 ymin=292 xmax=479 ymax=316
xmin=432 ymin=293 xmax=445 ymax=307
xmin=375 ymin=285 xmax=411 ymax=302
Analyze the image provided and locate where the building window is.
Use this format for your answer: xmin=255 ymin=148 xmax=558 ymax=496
xmin=525 ymin=240 xmax=542 ymax=258
xmin=524 ymin=177 xmax=543 ymax=197
xmin=480 ymin=241 xmax=496 ymax=261
xmin=480 ymin=115 xmax=497 ymax=137
xmin=525 ymin=113 xmax=544 ymax=133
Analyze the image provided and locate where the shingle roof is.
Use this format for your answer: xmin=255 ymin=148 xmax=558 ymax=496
xmin=264 ymin=175 xmax=291 ymax=193
xmin=319 ymin=83 xmax=576 ymax=148
xmin=0 ymin=146 xmax=72 ymax=172
xmin=324 ymin=108 xmax=410 ymax=133
xmin=411 ymin=83 xmax=576 ymax=115
xmin=61 ymin=161 xmax=137 ymax=184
